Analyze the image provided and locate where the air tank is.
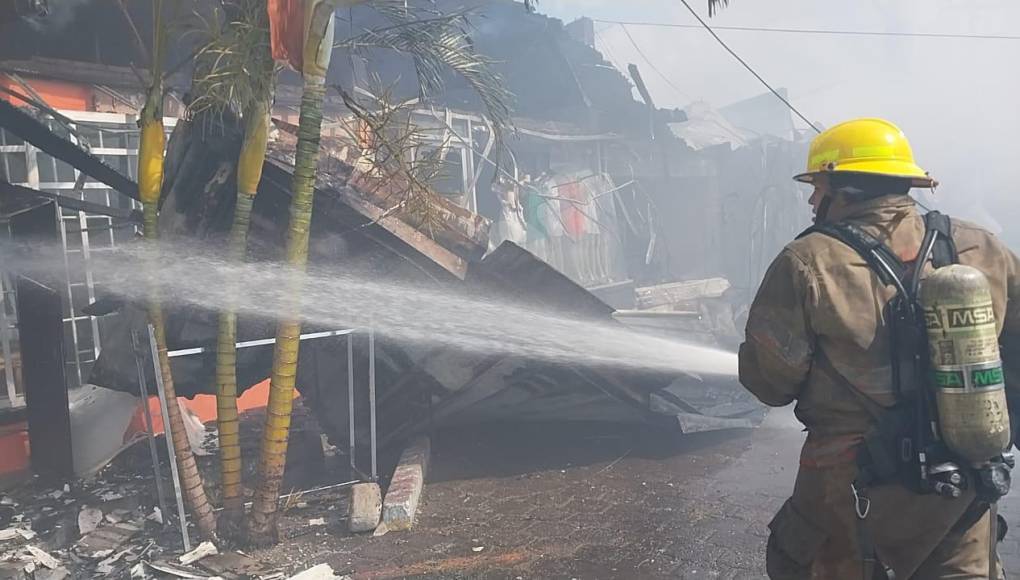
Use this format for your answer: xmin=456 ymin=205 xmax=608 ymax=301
xmin=921 ymin=264 xmax=1011 ymax=465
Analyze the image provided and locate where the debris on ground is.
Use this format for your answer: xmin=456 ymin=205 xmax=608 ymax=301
xmin=75 ymin=520 xmax=142 ymax=559
xmin=136 ymin=559 xmax=208 ymax=578
xmin=195 ymin=550 xmax=266 ymax=578
xmin=179 ymin=541 xmax=218 ymax=566
xmin=147 ymin=507 xmax=163 ymax=524
xmin=0 ymin=405 xmax=351 ymax=579
xmin=96 ymin=547 xmax=133 ymax=574
xmin=24 ymin=545 xmax=60 ymax=569
xmin=77 ymin=506 xmax=103 ymax=535
xmin=286 ymin=563 xmax=349 ymax=580
xmin=0 ymin=527 xmax=35 ymax=541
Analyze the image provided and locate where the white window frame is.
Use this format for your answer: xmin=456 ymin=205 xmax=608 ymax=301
xmin=0 ymin=110 xmax=177 ymax=404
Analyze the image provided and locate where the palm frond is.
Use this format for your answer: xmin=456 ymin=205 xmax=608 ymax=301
xmin=337 ymin=2 xmax=514 ymax=145
xmin=708 ymin=0 xmax=730 ymax=17
xmin=334 ymin=83 xmax=451 ymax=237
xmin=187 ymin=0 xmax=276 ymax=122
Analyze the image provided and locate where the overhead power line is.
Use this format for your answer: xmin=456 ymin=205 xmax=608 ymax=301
xmin=673 ymin=0 xmax=821 ymax=133
xmin=593 ymin=18 xmax=1020 ymax=41
xmin=618 ymin=24 xmax=693 ymax=102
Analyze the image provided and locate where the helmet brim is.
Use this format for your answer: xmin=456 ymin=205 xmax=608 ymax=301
xmin=793 ymin=168 xmax=936 ymax=189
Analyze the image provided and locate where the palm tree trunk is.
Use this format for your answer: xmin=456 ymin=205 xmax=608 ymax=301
xmin=216 ymin=100 xmax=270 ymax=536
xmin=139 ymin=90 xmax=218 ymax=540
xmin=246 ymin=2 xmax=335 ymax=546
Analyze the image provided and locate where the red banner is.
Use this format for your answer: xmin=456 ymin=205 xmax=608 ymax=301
xmin=268 ymin=0 xmax=305 ymax=71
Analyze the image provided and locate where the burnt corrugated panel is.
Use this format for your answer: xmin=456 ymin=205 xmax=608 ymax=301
xmin=469 ymin=241 xmax=614 ymax=319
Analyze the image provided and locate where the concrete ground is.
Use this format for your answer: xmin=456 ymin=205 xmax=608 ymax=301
xmin=8 ymin=403 xmax=1017 ymax=578
xmin=261 ymin=408 xmax=803 ymax=579
xmin=260 ymin=406 xmax=1020 ymax=579
xmin=9 ymin=403 xmax=1017 ymax=578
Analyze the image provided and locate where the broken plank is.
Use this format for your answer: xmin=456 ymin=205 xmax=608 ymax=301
xmin=635 ymin=278 xmax=731 ymax=310
xmin=75 ymin=522 xmax=141 ymax=558
xmin=197 ymin=551 xmax=265 ymax=579
xmin=380 ymin=355 xmax=505 ymax=448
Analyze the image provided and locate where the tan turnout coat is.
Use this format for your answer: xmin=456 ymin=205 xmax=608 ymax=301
xmin=739 ymin=194 xmax=1020 ymax=578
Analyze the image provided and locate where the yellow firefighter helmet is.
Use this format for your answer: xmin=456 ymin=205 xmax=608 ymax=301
xmin=794 ymin=118 xmax=935 ymax=188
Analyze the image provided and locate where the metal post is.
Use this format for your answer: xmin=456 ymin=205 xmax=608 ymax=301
xmin=368 ymin=324 xmax=377 ymax=481
xmin=146 ymin=324 xmax=191 ymax=552
xmin=131 ymin=331 xmax=169 ymax=527
xmin=347 ymin=333 xmax=356 ymax=475
xmin=0 ymin=271 xmax=18 ymax=405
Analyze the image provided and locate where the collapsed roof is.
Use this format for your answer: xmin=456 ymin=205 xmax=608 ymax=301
xmin=74 ymin=109 xmax=753 ymax=447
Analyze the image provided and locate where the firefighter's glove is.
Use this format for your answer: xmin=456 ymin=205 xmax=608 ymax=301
xmin=976 ymin=459 xmax=1012 ymax=503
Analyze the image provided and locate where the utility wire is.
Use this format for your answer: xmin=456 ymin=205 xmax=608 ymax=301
xmin=674 ymin=0 xmax=820 ymax=133
xmin=593 ymin=29 xmax=626 ymax=72
xmin=618 ymin=24 xmax=693 ymax=102
xmin=593 ymin=18 xmax=1020 ymax=41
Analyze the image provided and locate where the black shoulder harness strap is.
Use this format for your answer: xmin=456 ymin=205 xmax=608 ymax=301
xmin=797 ymin=221 xmax=907 ymax=289
xmin=923 ymin=210 xmax=958 ymax=269
xmin=797 ymin=210 xmax=958 ymax=291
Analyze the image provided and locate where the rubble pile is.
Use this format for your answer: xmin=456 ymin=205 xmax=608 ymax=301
xmin=0 ymin=420 xmax=355 ymax=580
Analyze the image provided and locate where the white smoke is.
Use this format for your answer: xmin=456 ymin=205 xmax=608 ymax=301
xmin=540 ymin=0 xmax=1020 ymax=249
xmin=22 ymin=0 xmax=93 ymax=33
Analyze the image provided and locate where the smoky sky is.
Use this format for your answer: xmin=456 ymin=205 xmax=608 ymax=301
xmin=540 ymin=0 xmax=1020 ymax=249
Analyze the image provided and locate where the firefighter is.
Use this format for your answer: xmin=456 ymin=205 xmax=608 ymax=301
xmin=739 ymin=117 xmax=1020 ymax=578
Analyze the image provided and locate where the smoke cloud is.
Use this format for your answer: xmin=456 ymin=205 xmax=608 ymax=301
xmin=541 ymin=0 xmax=1020 ymax=248
xmin=22 ymin=0 xmax=92 ymax=33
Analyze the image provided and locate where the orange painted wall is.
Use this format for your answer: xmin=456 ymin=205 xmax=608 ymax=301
xmin=125 ymin=379 xmax=294 ymax=436
xmin=0 ymin=423 xmax=29 ymax=479
xmin=0 ymin=381 xmax=289 ymax=480
xmin=0 ymin=76 xmax=93 ymax=110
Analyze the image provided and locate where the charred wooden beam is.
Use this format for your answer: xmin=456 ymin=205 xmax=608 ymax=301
xmin=379 ymin=354 xmax=505 ymax=448
xmin=635 ymin=278 xmax=731 ymax=310
xmin=0 ymin=98 xmax=139 ymax=201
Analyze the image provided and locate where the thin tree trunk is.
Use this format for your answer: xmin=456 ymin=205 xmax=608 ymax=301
xmin=246 ymin=2 xmax=335 ymax=545
xmin=139 ymin=90 xmax=218 ymax=540
xmin=216 ymin=100 xmax=270 ymax=538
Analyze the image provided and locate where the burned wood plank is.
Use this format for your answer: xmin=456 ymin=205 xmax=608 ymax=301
xmin=263 ymin=157 xmax=470 ymax=279
xmin=332 ymin=184 xmax=470 ymax=280
xmin=267 ymin=127 xmax=490 ymax=265
xmin=468 ymin=241 xmax=614 ymax=319
xmin=571 ymin=366 xmax=674 ymax=428
xmin=196 ymin=551 xmax=266 ymax=579
xmin=0 ymin=99 xmax=139 ymax=200
xmin=376 ymin=345 xmax=450 ymax=409
xmin=380 ymin=354 xmax=505 ymax=448
xmin=635 ymin=278 xmax=731 ymax=310
xmin=74 ymin=522 xmax=142 ymax=559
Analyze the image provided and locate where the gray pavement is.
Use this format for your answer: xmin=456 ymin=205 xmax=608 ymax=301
xmin=257 ymin=407 xmax=1020 ymax=578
